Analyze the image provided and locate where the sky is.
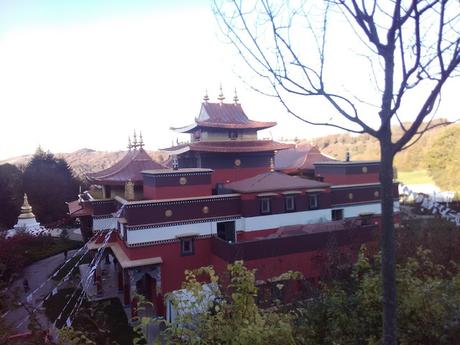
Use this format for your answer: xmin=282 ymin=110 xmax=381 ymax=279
xmin=0 ymin=0 xmax=458 ymax=160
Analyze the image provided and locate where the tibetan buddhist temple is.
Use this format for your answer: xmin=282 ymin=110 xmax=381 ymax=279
xmin=69 ymin=89 xmax=400 ymax=320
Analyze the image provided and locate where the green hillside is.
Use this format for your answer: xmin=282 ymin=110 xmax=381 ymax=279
xmin=299 ymin=121 xmax=460 ymax=192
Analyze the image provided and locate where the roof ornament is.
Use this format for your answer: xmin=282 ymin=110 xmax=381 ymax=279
xmin=138 ymin=131 xmax=144 ymax=149
xmin=132 ymin=130 xmax=138 ymax=149
xmin=345 ymin=149 xmax=350 ymax=162
xmin=217 ymin=84 xmax=225 ymax=104
xmin=270 ymin=157 xmax=275 ymax=172
xmin=172 ymin=155 xmax=179 ymax=170
xmin=233 ymin=88 xmax=239 ymax=104
xmin=124 ymin=179 xmax=135 ymax=201
xmin=127 ymin=136 xmax=132 ymax=150
xmin=203 ymin=89 xmax=209 ymax=103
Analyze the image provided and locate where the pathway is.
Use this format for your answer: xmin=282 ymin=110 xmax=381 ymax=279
xmin=5 ymin=249 xmax=79 ymax=332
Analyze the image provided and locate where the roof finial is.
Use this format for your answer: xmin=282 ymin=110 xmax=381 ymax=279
xmin=217 ymin=84 xmax=225 ymax=104
xmin=139 ymin=131 xmax=144 ymax=149
xmin=203 ymin=89 xmax=209 ymax=103
xmin=133 ymin=130 xmax=138 ymax=149
xmin=127 ymin=136 xmax=132 ymax=150
xmin=345 ymin=149 xmax=350 ymax=162
xmin=172 ymin=155 xmax=179 ymax=170
xmin=233 ymin=88 xmax=239 ymax=104
xmin=270 ymin=157 xmax=275 ymax=172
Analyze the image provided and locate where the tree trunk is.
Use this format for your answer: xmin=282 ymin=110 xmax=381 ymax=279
xmin=379 ymin=138 xmax=397 ymax=345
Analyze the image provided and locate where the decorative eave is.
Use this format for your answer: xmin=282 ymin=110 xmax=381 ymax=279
xmin=161 ymin=140 xmax=293 ymax=154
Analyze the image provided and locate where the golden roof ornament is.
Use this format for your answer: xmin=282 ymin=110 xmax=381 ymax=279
xmin=270 ymin=157 xmax=275 ymax=172
xmin=127 ymin=136 xmax=132 ymax=150
xmin=124 ymin=179 xmax=135 ymax=201
xmin=132 ymin=130 xmax=138 ymax=149
xmin=233 ymin=88 xmax=239 ymax=104
xmin=18 ymin=194 xmax=36 ymax=219
xmin=217 ymin=84 xmax=225 ymax=104
xmin=139 ymin=131 xmax=144 ymax=149
xmin=203 ymin=89 xmax=209 ymax=103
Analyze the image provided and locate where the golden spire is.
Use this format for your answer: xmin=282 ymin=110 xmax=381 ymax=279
xmin=132 ymin=130 xmax=138 ymax=149
xmin=127 ymin=136 xmax=132 ymax=150
xmin=139 ymin=131 xmax=144 ymax=149
xmin=217 ymin=84 xmax=225 ymax=103
xmin=270 ymin=157 xmax=275 ymax=172
xmin=124 ymin=179 xmax=135 ymax=201
xmin=18 ymin=194 xmax=36 ymax=219
xmin=233 ymin=88 xmax=239 ymax=104
xmin=203 ymin=89 xmax=209 ymax=103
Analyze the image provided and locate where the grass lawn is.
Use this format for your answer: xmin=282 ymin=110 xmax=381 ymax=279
xmin=397 ymin=170 xmax=436 ymax=185
xmin=25 ymin=238 xmax=83 ymax=264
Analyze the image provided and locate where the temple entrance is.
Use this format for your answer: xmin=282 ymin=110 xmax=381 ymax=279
xmin=134 ymin=272 xmax=159 ymax=317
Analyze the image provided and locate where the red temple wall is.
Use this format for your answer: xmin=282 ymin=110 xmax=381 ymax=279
xmin=320 ymin=173 xmax=380 ymax=185
xmin=143 ymin=184 xmax=212 ymax=200
xmin=212 ymin=167 xmax=269 ymax=185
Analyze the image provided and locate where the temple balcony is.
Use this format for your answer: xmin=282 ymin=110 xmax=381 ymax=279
xmin=211 ymin=220 xmax=378 ymax=263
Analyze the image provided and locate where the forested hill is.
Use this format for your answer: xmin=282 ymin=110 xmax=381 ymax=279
xmin=0 ymin=149 xmax=169 ymax=178
xmin=298 ymin=122 xmax=460 ymax=192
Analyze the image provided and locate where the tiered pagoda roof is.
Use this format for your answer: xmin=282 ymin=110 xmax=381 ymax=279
xmin=172 ymin=102 xmax=276 ymax=133
xmin=86 ymin=147 xmax=165 ymax=185
xmin=275 ymin=146 xmax=336 ymax=174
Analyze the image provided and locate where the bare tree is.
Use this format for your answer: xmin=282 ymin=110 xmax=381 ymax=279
xmin=214 ymin=0 xmax=460 ymax=344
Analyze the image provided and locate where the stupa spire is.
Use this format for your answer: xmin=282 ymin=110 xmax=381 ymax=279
xmin=18 ymin=194 xmax=35 ymax=219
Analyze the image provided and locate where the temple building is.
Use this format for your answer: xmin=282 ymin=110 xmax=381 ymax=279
xmin=69 ymin=90 xmax=400 ymax=319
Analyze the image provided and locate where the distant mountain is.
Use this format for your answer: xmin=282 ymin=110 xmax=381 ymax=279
xmin=0 ymin=149 xmax=169 ymax=179
xmin=2 ymin=121 xmax=458 ymax=192
xmin=297 ymin=120 xmax=460 ymax=192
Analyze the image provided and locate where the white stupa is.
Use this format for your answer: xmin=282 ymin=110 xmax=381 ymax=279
xmin=10 ymin=194 xmax=44 ymax=236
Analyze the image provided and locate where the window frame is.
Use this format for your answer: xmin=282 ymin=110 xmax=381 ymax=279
xmin=308 ymin=194 xmax=319 ymax=210
xmin=180 ymin=238 xmax=195 ymax=256
xmin=260 ymin=197 xmax=271 ymax=214
xmin=228 ymin=130 xmax=239 ymax=140
xmin=284 ymin=195 xmax=296 ymax=212
xmin=331 ymin=208 xmax=344 ymax=221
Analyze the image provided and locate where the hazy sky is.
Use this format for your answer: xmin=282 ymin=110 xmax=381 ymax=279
xmin=0 ymin=0 xmax=458 ymax=160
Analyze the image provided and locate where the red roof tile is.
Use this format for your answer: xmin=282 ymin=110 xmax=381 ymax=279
xmin=162 ymin=140 xmax=294 ymax=154
xmin=275 ymin=147 xmax=336 ymax=172
xmin=86 ymin=148 xmax=166 ymax=185
xmin=224 ymin=171 xmax=330 ymax=193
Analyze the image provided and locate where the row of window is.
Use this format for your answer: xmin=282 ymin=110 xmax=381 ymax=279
xmin=260 ymin=194 xmax=319 ymax=214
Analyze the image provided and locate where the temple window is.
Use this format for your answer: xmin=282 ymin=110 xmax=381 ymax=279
xmin=260 ymin=198 xmax=271 ymax=214
xmin=180 ymin=238 xmax=195 ymax=256
xmin=285 ymin=195 xmax=295 ymax=212
xmin=332 ymin=209 xmax=344 ymax=221
xmin=308 ymin=194 xmax=318 ymax=210
xmin=228 ymin=130 xmax=238 ymax=140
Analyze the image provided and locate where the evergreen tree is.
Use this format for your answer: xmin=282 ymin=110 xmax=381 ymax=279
xmin=23 ymin=147 xmax=80 ymax=224
xmin=0 ymin=163 xmax=23 ymax=230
